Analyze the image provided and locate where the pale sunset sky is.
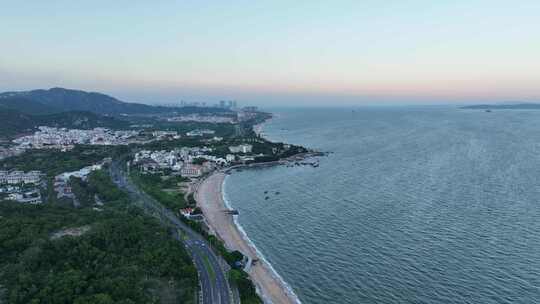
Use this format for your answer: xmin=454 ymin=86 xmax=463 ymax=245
xmin=1 ymin=1 xmax=539 ymax=106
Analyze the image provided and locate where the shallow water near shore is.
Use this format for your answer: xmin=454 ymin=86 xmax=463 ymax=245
xmin=223 ymin=107 xmax=540 ymax=304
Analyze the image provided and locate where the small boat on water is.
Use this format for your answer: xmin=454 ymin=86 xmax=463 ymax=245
xmin=275 ymin=191 xmax=280 ymax=195
xmin=265 ymin=196 xmax=270 ymax=200
xmin=264 ymin=190 xmax=268 ymax=194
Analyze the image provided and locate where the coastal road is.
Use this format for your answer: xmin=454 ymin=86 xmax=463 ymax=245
xmin=110 ymin=161 xmax=233 ymax=304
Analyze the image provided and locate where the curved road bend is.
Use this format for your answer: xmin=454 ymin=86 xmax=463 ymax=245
xmin=110 ymin=162 xmax=232 ymax=304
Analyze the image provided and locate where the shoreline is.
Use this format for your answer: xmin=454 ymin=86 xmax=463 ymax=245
xmin=221 ymin=176 xmax=301 ymax=303
xmin=194 ymin=113 xmax=303 ymax=303
xmin=195 ymin=171 xmax=301 ymax=304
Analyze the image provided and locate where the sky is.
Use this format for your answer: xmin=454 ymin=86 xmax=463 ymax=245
xmin=1 ymin=1 xmax=539 ymax=106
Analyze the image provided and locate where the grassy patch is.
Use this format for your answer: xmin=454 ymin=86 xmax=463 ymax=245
xmin=130 ymin=171 xmax=187 ymax=212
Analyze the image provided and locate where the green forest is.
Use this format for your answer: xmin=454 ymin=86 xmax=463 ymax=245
xmin=0 ymin=170 xmax=198 ymax=304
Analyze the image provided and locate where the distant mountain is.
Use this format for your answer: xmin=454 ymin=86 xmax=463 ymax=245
xmin=0 ymin=108 xmax=129 ymax=139
xmin=0 ymin=87 xmax=230 ymax=116
xmin=461 ymin=103 xmax=540 ymax=110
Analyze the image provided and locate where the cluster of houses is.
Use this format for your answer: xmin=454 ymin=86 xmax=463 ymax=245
xmin=0 ymin=170 xmax=43 ymax=184
xmin=134 ymin=147 xmax=231 ymax=177
xmin=236 ymin=107 xmax=259 ymax=121
xmin=54 ymin=159 xmax=110 ymax=199
xmin=0 ymin=170 xmax=44 ymax=204
xmin=133 ymin=143 xmax=260 ymax=178
xmin=12 ymin=127 xmax=144 ymax=150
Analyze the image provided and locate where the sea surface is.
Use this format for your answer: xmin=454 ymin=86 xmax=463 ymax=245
xmin=223 ymin=107 xmax=540 ymax=304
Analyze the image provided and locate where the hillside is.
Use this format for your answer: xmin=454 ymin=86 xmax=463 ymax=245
xmin=0 ymin=108 xmax=38 ymax=137
xmin=0 ymin=87 xmax=230 ymax=116
xmin=0 ymin=108 xmax=129 ymax=139
xmin=0 ymin=96 xmax=60 ymax=115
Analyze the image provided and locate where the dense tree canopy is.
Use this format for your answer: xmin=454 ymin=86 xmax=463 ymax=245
xmin=0 ymin=170 xmax=198 ymax=304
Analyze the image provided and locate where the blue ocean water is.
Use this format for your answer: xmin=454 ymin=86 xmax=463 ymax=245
xmin=223 ymin=107 xmax=540 ymax=304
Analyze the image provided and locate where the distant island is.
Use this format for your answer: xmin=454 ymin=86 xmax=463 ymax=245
xmin=461 ymin=103 xmax=540 ymax=110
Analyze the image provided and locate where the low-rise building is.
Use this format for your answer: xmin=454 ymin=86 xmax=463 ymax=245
xmin=7 ymin=190 xmax=42 ymax=204
xmin=226 ymin=154 xmax=236 ymax=162
xmin=229 ymin=144 xmax=253 ymax=154
xmin=139 ymin=159 xmax=160 ymax=173
xmin=152 ymin=131 xmax=178 ymax=138
xmin=181 ymin=164 xmax=204 ymax=177
xmin=186 ymin=129 xmax=216 ymax=137
xmin=54 ymin=160 xmax=108 ymax=198
xmin=180 ymin=207 xmax=204 ymax=220
xmin=0 ymin=170 xmax=44 ymax=185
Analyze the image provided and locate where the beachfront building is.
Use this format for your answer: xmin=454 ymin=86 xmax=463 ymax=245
xmin=180 ymin=207 xmax=204 ymax=220
xmin=180 ymin=164 xmax=204 ymax=177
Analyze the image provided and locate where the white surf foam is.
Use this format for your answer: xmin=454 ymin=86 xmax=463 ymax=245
xmin=222 ymin=175 xmax=302 ymax=304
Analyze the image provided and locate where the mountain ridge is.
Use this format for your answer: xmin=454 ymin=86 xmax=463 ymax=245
xmin=0 ymin=87 xmax=229 ymax=116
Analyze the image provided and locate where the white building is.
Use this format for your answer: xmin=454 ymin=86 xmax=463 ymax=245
xmin=0 ymin=170 xmax=43 ymax=185
xmin=186 ymin=129 xmax=216 ymax=137
xmin=55 ymin=164 xmax=103 ymax=183
xmin=229 ymin=144 xmax=253 ymax=154
xmin=181 ymin=164 xmax=204 ymax=177
xmin=152 ymin=131 xmax=178 ymax=138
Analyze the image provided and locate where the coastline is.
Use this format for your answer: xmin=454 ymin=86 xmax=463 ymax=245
xmin=195 ymin=172 xmax=301 ymax=304
xmin=195 ymin=114 xmax=303 ymax=304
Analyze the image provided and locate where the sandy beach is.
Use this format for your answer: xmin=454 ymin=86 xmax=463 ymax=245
xmin=196 ymin=172 xmax=300 ymax=304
